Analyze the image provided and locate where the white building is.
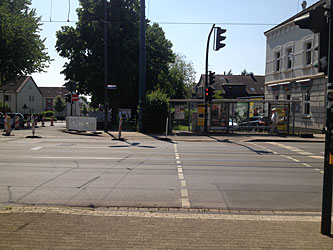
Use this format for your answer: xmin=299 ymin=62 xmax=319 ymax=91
xmin=0 ymin=76 xmax=42 ymax=115
xmin=264 ymin=0 xmax=327 ymax=133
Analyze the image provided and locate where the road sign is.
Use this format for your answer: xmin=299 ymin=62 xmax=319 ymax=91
xmin=107 ymin=85 xmax=117 ymax=90
xmin=72 ymin=94 xmax=79 ymax=101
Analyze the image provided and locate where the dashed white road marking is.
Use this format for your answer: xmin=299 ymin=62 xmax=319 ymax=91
xmin=173 ymin=142 xmax=190 ymax=209
xmin=31 ymin=146 xmax=43 ymax=151
xmin=302 ymin=163 xmax=312 ymax=167
xmin=248 ymin=142 xmax=323 ymax=175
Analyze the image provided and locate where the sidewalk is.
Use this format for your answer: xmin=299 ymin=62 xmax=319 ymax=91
xmin=0 ymin=205 xmax=332 ymax=249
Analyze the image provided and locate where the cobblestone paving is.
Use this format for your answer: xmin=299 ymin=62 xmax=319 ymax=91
xmin=0 ymin=206 xmax=332 ymax=249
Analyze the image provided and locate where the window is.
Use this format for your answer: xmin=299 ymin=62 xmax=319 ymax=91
xmin=305 ymin=42 xmax=312 ymax=65
xmin=286 ymin=94 xmax=291 ymax=100
xmin=303 ymin=90 xmax=310 ymax=115
xmin=275 ymin=95 xmax=279 ymax=100
xmin=286 ymin=47 xmax=293 ymax=69
xmin=275 ymin=51 xmax=281 ymax=71
xmin=5 ymin=95 xmax=11 ymax=101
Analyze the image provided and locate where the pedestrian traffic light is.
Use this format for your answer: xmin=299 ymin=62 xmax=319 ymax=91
xmin=294 ymin=5 xmax=328 ymax=75
xmin=205 ymin=87 xmax=209 ymax=102
xmin=205 ymin=86 xmax=215 ymax=103
xmin=65 ymin=93 xmax=71 ymax=103
xmin=209 ymin=71 xmax=215 ymax=86
xmin=214 ymin=27 xmax=226 ymax=51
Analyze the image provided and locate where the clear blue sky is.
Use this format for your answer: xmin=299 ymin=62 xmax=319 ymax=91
xmin=30 ymin=0 xmax=318 ymax=87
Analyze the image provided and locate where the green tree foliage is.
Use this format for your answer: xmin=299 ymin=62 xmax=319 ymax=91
xmin=53 ymin=95 xmax=66 ymax=113
xmin=140 ymin=89 xmax=169 ymax=133
xmin=55 ymin=0 xmax=174 ymax=115
xmin=0 ymin=0 xmax=50 ymax=85
xmin=154 ymin=54 xmax=196 ymax=99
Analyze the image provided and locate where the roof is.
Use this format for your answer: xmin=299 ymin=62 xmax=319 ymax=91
xmin=0 ymin=76 xmax=42 ymax=95
xmin=39 ymin=87 xmax=70 ymax=98
xmin=0 ymin=76 xmax=30 ymax=92
xmin=264 ymin=0 xmax=326 ymax=35
xmin=197 ymin=74 xmax=265 ymax=96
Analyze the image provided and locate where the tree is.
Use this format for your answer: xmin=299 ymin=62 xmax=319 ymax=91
xmin=0 ymin=0 xmax=50 ymax=86
xmin=154 ymin=54 xmax=196 ymax=99
xmin=53 ymin=95 xmax=66 ymax=113
xmin=55 ymin=0 xmax=174 ymax=118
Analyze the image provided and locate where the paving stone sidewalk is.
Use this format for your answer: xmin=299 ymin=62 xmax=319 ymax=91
xmin=0 ymin=206 xmax=332 ymax=249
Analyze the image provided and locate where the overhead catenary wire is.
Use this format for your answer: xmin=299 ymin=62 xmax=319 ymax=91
xmin=39 ymin=20 xmax=277 ymax=26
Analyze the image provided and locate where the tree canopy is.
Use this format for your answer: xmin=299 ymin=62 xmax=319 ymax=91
xmin=0 ymin=0 xmax=50 ymax=85
xmin=56 ymin=0 xmax=176 ymax=114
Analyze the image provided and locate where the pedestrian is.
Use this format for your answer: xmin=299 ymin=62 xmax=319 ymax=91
xmin=270 ymin=108 xmax=280 ymax=135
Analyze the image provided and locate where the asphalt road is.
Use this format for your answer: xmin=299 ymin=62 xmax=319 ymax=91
xmin=0 ymin=122 xmax=325 ymax=211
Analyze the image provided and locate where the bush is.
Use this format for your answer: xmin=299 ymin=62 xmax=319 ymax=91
xmin=140 ymin=90 xmax=169 ymax=133
xmin=42 ymin=110 xmax=55 ymax=118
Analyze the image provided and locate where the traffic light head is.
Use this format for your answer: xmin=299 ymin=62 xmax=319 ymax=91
xmin=205 ymin=86 xmax=215 ymax=103
xmin=214 ymin=27 xmax=226 ymax=51
xmin=65 ymin=93 xmax=71 ymax=103
xmin=209 ymin=71 xmax=215 ymax=86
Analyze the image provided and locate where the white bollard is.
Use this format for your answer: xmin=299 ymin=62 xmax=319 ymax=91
xmin=15 ymin=115 xmax=19 ymax=130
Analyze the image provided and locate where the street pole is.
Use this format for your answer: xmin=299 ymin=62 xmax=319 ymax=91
xmin=103 ymin=0 xmax=109 ymax=132
xmin=204 ymin=24 xmax=215 ymax=133
xmin=321 ymin=0 xmax=333 ymax=236
xmin=138 ymin=0 xmax=146 ymax=132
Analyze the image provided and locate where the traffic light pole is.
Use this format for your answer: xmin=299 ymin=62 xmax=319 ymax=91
xmin=321 ymin=0 xmax=333 ymax=236
xmin=103 ymin=0 xmax=108 ymax=132
xmin=204 ymin=24 xmax=215 ymax=133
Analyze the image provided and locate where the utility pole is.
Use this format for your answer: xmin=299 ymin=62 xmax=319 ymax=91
xmin=103 ymin=0 xmax=109 ymax=132
xmin=138 ymin=0 xmax=146 ymax=132
xmin=321 ymin=0 xmax=333 ymax=236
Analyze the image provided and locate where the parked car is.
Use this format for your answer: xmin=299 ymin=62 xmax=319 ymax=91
xmin=5 ymin=113 xmax=25 ymax=128
xmin=228 ymin=118 xmax=238 ymax=130
xmin=239 ymin=116 xmax=269 ymax=127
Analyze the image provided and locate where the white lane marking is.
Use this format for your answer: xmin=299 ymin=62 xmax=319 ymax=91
xmin=173 ymin=142 xmax=190 ymax=208
xmin=31 ymin=146 xmax=43 ymax=151
xmin=268 ymin=142 xmax=323 ymax=159
xmin=181 ymin=189 xmax=189 ymax=197
xmin=182 ymin=198 xmax=190 ymax=208
xmin=302 ymin=163 xmax=312 ymax=167
xmin=292 ymin=158 xmax=300 ymax=162
xmin=29 ymin=156 xmax=124 ymax=160
xmin=310 ymin=156 xmax=324 ymax=160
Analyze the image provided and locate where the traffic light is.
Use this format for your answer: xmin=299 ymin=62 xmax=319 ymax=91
xmin=209 ymin=71 xmax=215 ymax=86
xmin=205 ymin=87 xmax=209 ymax=102
xmin=205 ymin=86 xmax=215 ymax=103
xmin=294 ymin=5 xmax=328 ymax=75
xmin=214 ymin=27 xmax=226 ymax=51
xmin=65 ymin=93 xmax=71 ymax=103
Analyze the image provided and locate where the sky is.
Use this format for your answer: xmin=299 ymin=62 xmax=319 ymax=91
xmin=29 ymin=0 xmax=319 ymax=87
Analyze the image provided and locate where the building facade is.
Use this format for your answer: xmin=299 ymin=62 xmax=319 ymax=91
xmin=0 ymin=76 xmax=42 ymax=115
xmin=264 ymin=0 xmax=327 ymax=133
